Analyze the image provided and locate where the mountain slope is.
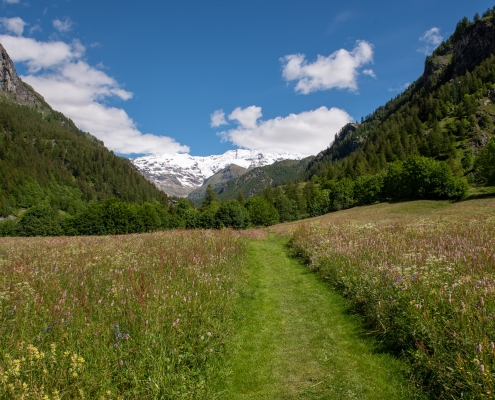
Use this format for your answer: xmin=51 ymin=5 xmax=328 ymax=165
xmin=303 ymin=14 xmax=495 ymax=184
xmin=187 ymin=164 xmax=248 ymax=202
xmin=0 ymin=43 xmax=167 ymax=216
xmin=214 ymin=157 xmax=314 ymax=203
xmin=132 ymin=149 xmax=303 ymax=197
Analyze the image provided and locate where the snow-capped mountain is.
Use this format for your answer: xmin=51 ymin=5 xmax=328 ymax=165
xmin=132 ymin=149 xmax=303 ymax=197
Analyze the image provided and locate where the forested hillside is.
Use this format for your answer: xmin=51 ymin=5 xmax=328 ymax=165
xmin=304 ymin=12 xmax=495 ymax=186
xmin=0 ymin=100 xmax=168 ymax=217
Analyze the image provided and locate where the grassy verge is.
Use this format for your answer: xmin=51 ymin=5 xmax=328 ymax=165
xmin=219 ymin=235 xmax=418 ymax=399
xmin=287 ymin=198 xmax=495 ymax=398
xmin=0 ymin=230 xmax=246 ymax=399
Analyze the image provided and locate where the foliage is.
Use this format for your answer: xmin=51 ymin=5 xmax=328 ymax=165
xmin=215 ymin=200 xmax=249 ymax=229
xmin=16 ymin=203 xmax=63 ymax=237
xmin=475 ymin=137 xmax=495 ymax=185
xmin=0 ymin=99 xmax=167 ymax=217
xmin=244 ymin=196 xmax=279 ymax=227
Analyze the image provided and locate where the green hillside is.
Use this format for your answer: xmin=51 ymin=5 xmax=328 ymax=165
xmin=0 ymin=89 xmax=168 ymax=217
xmin=187 ymin=164 xmax=248 ymax=203
xmin=303 ymin=14 xmax=495 ymax=185
xmin=215 ymin=157 xmax=314 ymax=202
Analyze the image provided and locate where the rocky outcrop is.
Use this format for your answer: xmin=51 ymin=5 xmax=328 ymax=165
xmin=452 ymin=19 xmax=495 ymax=77
xmin=423 ymin=18 xmax=495 ymax=86
xmin=0 ymin=43 xmax=46 ymax=106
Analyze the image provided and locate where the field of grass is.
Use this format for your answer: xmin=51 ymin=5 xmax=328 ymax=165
xmin=0 ymin=230 xmax=246 ymax=399
xmin=220 ymin=236 xmax=417 ymax=399
xmin=286 ymin=197 xmax=495 ymax=398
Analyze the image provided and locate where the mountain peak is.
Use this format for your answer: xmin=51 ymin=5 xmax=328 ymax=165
xmin=0 ymin=43 xmax=46 ymax=106
xmin=132 ymin=149 xmax=303 ymax=197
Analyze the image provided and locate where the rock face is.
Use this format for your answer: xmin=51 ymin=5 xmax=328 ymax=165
xmin=452 ymin=19 xmax=495 ymax=77
xmin=423 ymin=18 xmax=495 ymax=85
xmin=0 ymin=43 xmax=45 ymax=106
xmin=132 ymin=149 xmax=302 ymax=197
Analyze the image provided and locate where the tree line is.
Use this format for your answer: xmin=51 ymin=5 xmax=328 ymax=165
xmin=1 ymin=152 xmax=480 ymax=236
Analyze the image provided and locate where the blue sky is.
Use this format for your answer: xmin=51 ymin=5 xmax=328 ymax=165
xmin=0 ymin=0 xmax=491 ymax=156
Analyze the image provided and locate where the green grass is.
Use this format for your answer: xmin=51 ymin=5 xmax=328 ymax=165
xmin=287 ymin=197 xmax=495 ymax=398
xmin=0 ymin=230 xmax=246 ymax=399
xmin=218 ymin=235 xmax=417 ymax=399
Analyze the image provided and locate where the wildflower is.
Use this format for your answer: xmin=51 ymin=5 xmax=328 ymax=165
xmin=477 ymin=344 xmax=482 ymax=354
xmin=481 ymin=365 xmax=485 ymax=372
xmin=491 ymin=342 xmax=494 ymax=350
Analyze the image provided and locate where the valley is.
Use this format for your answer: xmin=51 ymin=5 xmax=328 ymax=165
xmin=1 ymin=4 xmax=495 ymax=399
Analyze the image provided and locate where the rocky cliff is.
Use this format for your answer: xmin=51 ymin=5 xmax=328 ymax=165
xmin=0 ymin=43 xmax=46 ymax=107
xmin=423 ymin=17 xmax=495 ymax=86
xmin=452 ymin=19 xmax=495 ymax=77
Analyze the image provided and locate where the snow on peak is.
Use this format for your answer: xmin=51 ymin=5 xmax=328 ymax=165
xmin=131 ymin=149 xmax=303 ymax=197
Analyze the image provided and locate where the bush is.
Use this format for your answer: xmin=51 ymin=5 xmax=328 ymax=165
xmin=353 ymin=174 xmax=385 ymax=206
xmin=215 ymin=200 xmax=249 ymax=229
xmin=330 ymin=178 xmax=354 ymax=211
xmin=308 ymin=189 xmax=330 ymax=217
xmin=16 ymin=203 xmax=63 ymax=237
xmin=245 ymin=196 xmax=279 ymax=226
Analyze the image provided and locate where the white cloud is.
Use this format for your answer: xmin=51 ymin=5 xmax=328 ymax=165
xmin=53 ymin=17 xmax=73 ymax=33
xmin=29 ymin=25 xmax=42 ymax=35
xmin=362 ymin=69 xmax=376 ymax=78
xmin=0 ymin=17 xmax=26 ymax=36
xmin=0 ymin=35 xmax=80 ymax=72
xmin=218 ymin=106 xmax=352 ymax=156
xmin=0 ymin=30 xmax=188 ymax=155
xmin=388 ymin=82 xmax=410 ymax=92
xmin=228 ymin=105 xmax=262 ymax=129
xmin=418 ymin=27 xmax=443 ymax=55
xmin=281 ymin=40 xmax=374 ymax=94
xmin=210 ymin=109 xmax=227 ymax=127
xmin=3 ymin=0 xmax=20 ymax=4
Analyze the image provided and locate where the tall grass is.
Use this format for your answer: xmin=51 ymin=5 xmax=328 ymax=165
xmin=289 ymin=217 xmax=495 ymax=398
xmin=0 ymin=230 xmax=246 ymax=399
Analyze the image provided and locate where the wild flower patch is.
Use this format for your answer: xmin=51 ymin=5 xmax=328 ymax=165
xmin=289 ymin=218 xmax=495 ymax=398
xmin=0 ymin=230 xmax=246 ymax=399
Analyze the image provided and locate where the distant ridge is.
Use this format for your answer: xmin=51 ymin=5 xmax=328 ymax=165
xmin=132 ymin=149 xmax=303 ymax=197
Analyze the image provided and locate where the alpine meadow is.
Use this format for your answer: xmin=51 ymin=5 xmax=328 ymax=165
xmin=1 ymin=2 xmax=495 ymax=399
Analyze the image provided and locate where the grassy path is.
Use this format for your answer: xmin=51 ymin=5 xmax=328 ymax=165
xmin=218 ymin=235 xmax=417 ymax=399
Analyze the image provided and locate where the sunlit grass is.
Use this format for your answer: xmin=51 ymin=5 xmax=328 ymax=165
xmin=0 ymin=230 xmax=246 ymax=399
xmin=288 ymin=202 xmax=495 ymax=398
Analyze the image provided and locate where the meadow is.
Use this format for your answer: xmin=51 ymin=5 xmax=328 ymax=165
xmin=0 ymin=230 xmax=246 ymax=399
xmin=287 ymin=198 xmax=495 ymax=398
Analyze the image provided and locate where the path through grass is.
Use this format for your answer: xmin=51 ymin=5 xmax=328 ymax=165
xmin=219 ymin=235 xmax=418 ymax=399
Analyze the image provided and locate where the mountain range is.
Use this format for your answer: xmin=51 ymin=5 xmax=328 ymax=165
xmin=131 ymin=150 xmax=303 ymax=197
xmin=1 ymin=10 xmax=495 ymax=221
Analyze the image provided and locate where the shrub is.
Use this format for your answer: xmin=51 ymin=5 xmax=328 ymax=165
xmin=245 ymin=196 xmax=279 ymax=226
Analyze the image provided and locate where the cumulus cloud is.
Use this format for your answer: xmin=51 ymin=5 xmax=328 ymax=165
xmin=210 ymin=109 xmax=227 ymax=127
xmin=228 ymin=105 xmax=262 ymax=129
xmin=0 ymin=22 xmax=188 ymax=155
xmin=418 ymin=27 xmax=443 ymax=55
xmin=218 ymin=106 xmax=352 ymax=156
xmin=53 ymin=17 xmax=73 ymax=33
xmin=3 ymin=0 xmax=20 ymax=4
xmin=0 ymin=17 xmax=27 ymax=36
xmin=281 ymin=40 xmax=374 ymax=94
